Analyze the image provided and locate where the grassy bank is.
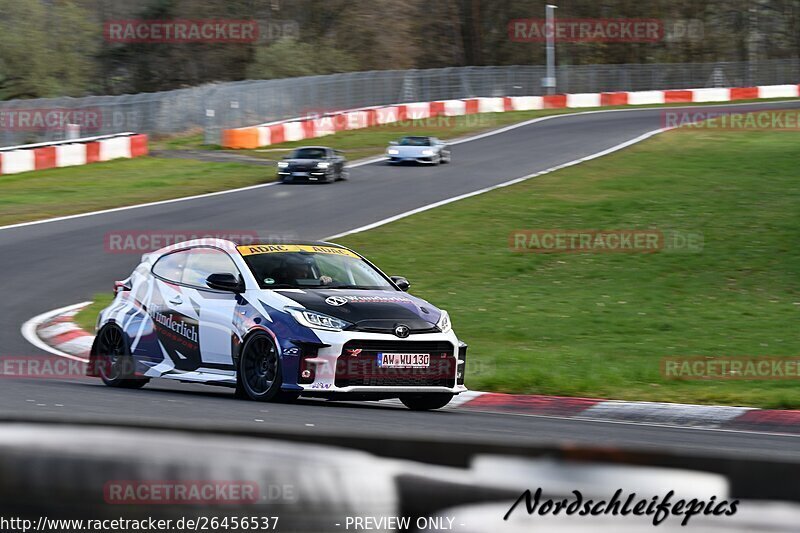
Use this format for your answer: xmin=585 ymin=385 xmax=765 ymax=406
xmin=0 ymin=158 xmax=271 ymax=226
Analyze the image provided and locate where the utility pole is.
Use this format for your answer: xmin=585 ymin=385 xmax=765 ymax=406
xmin=545 ymin=4 xmax=558 ymax=95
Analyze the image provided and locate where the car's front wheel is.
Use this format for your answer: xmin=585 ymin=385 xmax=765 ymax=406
xmin=95 ymin=324 xmax=149 ymax=389
xmin=399 ymin=393 xmax=453 ymax=411
xmin=236 ymin=333 xmax=293 ymax=402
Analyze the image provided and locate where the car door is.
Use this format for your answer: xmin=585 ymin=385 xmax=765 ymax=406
xmin=150 ymin=249 xmax=202 ymax=372
xmin=180 ymin=247 xmax=242 ymax=370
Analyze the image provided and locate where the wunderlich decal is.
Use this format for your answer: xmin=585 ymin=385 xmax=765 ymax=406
xmin=150 ymin=309 xmax=198 ymax=343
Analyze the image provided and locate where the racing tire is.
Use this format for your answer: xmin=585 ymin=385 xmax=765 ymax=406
xmin=337 ymin=167 xmax=349 ymax=181
xmin=95 ymin=324 xmax=149 ymax=389
xmin=399 ymin=393 xmax=454 ymax=411
xmin=442 ymin=151 xmax=451 ymax=164
xmin=237 ymin=333 xmax=294 ymax=402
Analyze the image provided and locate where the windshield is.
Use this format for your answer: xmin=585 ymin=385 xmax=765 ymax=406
xmin=237 ymin=245 xmax=395 ymax=290
xmin=290 ymin=147 xmax=327 ymax=159
xmin=398 ymin=136 xmax=431 ymax=146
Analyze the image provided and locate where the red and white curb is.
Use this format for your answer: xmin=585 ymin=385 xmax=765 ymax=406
xmin=22 ymin=303 xmax=800 ymax=433
xmin=21 ymin=302 xmax=92 ymax=362
xmin=0 ymin=133 xmax=148 ymax=175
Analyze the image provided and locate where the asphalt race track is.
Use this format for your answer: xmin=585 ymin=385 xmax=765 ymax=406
xmin=2 ymin=101 xmax=800 ymax=458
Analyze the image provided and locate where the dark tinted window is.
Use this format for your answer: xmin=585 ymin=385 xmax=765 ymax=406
xmin=291 ymin=148 xmax=327 ymax=159
xmin=240 ymin=250 xmax=393 ymax=290
xmin=398 ymin=137 xmax=431 ymax=146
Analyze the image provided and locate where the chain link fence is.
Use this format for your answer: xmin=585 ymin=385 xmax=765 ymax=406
xmin=1 ymin=59 xmax=798 ymax=147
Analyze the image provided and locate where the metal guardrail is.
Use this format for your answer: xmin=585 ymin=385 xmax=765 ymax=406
xmin=1 ymin=60 xmax=798 ymax=146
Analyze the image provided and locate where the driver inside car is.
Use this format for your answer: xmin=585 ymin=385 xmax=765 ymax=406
xmin=279 ymin=256 xmax=334 ymax=286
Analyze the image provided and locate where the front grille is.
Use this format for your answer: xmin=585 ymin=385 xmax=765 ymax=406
xmin=335 ymin=340 xmax=455 ymax=387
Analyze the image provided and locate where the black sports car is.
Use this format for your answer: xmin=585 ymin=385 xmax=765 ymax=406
xmin=277 ymin=146 xmax=348 ymax=183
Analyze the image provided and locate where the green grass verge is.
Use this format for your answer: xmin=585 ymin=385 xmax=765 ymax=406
xmin=74 ymin=295 xmax=110 ymax=333
xmin=336 ymin=127 xmax=800 ymax=408
xmin=0 ymin=158 xmax=271 ymax=226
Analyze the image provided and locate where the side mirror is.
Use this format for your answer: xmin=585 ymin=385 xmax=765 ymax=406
xmin=389 ymin=141 xmax=398 ymax=146
xmin=206 ymin=273 xmax=244 ymax=293
xmin=390 ymin=276 xmax=411 ymax=292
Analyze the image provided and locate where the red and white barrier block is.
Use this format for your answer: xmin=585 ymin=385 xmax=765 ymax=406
xmin=222 ymin=84 xmax=800 ymax=149
xmin=0 ymin=132 xmax=148 ymax=175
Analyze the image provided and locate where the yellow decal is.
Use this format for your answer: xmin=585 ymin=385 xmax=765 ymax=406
xmin=237 ymin=244 xmax=359 ymax=258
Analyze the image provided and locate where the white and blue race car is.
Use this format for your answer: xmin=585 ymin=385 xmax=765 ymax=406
xmin=88 ymin=239 xmax=467 ymax=410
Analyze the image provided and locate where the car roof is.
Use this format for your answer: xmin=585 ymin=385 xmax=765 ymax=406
xmin=291 ymin=146 xmax=331 ymax=151
xmin=235 ymin=239 xmax=346 ymax=248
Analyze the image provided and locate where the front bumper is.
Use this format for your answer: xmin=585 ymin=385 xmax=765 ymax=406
xmin=278 ymin=168 xmax=332 ymax=181
xmin=387 ymin=156 xmax=436 ymax=164
xmin=286 ymin=329 xmax=467 ymax=395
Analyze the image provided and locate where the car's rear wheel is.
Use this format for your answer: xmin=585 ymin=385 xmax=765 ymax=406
xmin=236 ymin=333 xmax=295 ymax=402
xmin=95 ymin=324 xmax=149 ymax=389
xmin=399 ymin=393 xmax=454 ymax=411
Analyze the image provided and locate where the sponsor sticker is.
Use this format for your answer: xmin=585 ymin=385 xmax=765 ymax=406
xmin=237 ymin=244 xmax=359 ymax=258
xmin=324 ymin=295 xmax=413 ymax=305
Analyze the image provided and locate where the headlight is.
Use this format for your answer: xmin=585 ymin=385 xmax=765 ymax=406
xmin=437 ymin=310 xmax=452 ymax=333
xmin=421 ymin=149 xmax=434 ymax=156
xmin=387 ymin=149 xmax=399 ymax=155
xmin=277 ymin=161 xmax=289 ymax=168
xmin=286 ymin=307 xmax=352 ymax=331
xmin=316 ymin=162 xmax=330 ymax=169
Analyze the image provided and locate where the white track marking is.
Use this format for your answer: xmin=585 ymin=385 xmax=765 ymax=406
xmin=20 ymin=302 xmax=92 ymax=361
xmin=1 ymin=100 xmax=796 ymax=233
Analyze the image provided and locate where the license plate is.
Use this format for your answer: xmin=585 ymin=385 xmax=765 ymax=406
xmin=377 ymin=353 xmax=430 ymax=368
xmin=293 ymin=172 xmax=309 ymax=177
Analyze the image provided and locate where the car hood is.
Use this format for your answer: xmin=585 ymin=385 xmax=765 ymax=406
xmin=389 ymin=145 xmax=434 ymax=156
xmin=273 ymin=288 xmax=442 ymax=333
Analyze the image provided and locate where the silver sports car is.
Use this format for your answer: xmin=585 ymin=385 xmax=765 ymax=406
xmin=386 ymin=136 xmax=452 ymax=165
